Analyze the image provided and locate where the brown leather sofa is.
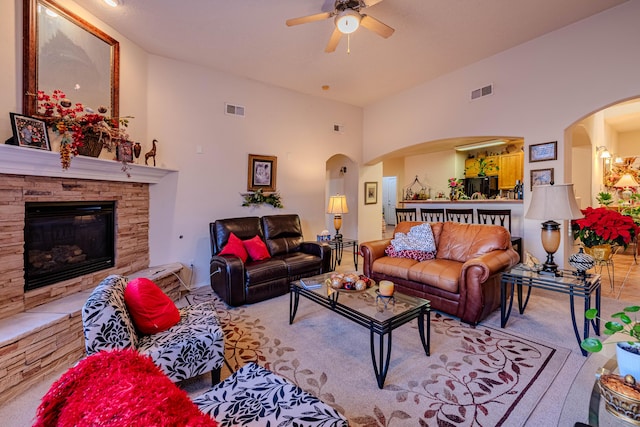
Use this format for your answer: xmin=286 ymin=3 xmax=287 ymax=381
xmin=360 ymin=221 xmax=519 ymax=324
xmin=209 ymin=214 xmax=331 ymax=306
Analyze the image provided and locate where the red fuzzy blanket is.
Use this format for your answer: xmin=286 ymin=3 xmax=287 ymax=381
xmin=33 ymin=349 xmax=217 ymax=427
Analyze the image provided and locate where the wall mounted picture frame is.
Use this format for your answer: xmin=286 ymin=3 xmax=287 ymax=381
xmin=364 ymin=182 xmax=378 ymax=204
xmin=247 ymin=154 xmax=277 ymax=192
xmin=530 ymin=168 xmax=554 ymax=190
xmin=9 ymin=113 xmax=51 ymax=151
xmin=529 ymin=141 xmax=557 ymax=162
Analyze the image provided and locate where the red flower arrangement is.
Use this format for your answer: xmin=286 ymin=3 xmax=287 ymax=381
xmin=37 ymin=90 xmax=131 ymax=169
xmin=572 ymin=206 xmax=640 ymax=248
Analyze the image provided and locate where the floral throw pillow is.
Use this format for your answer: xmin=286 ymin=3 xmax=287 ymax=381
xmin=385 ymin=245 xmax=436 ymax=261
xmin=387 ymin=223 xmax=437 ymax=260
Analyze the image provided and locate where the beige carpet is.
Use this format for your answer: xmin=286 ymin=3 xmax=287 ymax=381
xmin=186 ymin=288 xmax=569 ymax=426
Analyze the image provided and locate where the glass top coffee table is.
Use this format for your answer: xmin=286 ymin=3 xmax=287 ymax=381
xmin=290 ymin=273 xmax=431 ymax=388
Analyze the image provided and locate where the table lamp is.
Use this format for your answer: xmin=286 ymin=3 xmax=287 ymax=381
xmin=525 ymin=183 xmax=583 ymax=276
xmin=327 ymin=195 xmax=349 ymax=240
xmin=614 ymin=173 xmax=638 ymax=204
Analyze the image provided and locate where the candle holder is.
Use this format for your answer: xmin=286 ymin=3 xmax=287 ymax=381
xmin=375 ymin=290 xmax=395 ymax=311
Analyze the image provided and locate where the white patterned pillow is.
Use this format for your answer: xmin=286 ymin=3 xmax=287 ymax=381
xmin=391 ymin=223 xmax=437 ymax=253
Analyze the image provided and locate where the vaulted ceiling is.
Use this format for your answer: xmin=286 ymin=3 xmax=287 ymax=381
xmin=81 ymin=0 xmax=627 ymax=107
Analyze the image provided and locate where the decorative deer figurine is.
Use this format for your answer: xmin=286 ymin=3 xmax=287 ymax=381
xmin=144 ymin=139 xmax=157 ymax=166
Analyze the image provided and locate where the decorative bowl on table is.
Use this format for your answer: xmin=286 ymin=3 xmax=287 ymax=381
xmin=325 ymin=272 xmax=373 ymax=292
xmin=598 ymin=373 xmax=640 ymax=424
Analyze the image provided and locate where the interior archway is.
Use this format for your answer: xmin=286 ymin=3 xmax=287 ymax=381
xmin=325 ymin=154 xmax=358 ymax=240
xmin=569 ymin=97 xmax=640 ymax=208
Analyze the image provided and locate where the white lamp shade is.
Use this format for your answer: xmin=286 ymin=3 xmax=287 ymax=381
xmin=525 ymin=184 xmax=583 ymax=220
xmin=335 ymin=9 xmax=361 ymax=34
xmin=327 ymin=195 xmax=349 ymax=214
xmin=614 ymin=173 xmax=639 ymax=188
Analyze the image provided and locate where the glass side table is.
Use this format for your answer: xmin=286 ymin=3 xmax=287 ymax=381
xmin=500 ymin=264 xmax=601 ymax=356
xmin=324 ymin=237 xmax=358 ymax=270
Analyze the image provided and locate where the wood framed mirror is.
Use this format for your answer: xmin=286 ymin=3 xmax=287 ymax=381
xmin=23 ymin=0 xmax=119 ymax=118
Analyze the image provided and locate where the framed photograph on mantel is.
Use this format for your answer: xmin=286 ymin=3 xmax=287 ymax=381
xmin=529 ymin=141 xmax=557 ymax=162
xmin=364 ymin=182 xmax=378 ymax=205
xmin=9 ymin=113 xmax=51 ymax=151
xmin=531 ymin=168 xmax=554 ymax=190
xmin=247 ymin=154 xmax=277 ymax=192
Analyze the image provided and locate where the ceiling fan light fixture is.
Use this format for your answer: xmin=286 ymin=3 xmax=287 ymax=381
xmin=335 ymin=9 xmax=361 ymax=34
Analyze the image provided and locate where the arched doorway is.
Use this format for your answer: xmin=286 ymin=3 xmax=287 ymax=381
xmin=325 ymin=154 xmax=357 ymax=239
xmin=569 ymin=97 xmax=640 ymax=207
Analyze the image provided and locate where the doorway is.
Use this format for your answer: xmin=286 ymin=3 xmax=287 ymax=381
xmin=382 ymin=176 xmax=397 ymax=225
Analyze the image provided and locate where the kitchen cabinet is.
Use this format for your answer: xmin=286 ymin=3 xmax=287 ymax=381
xmin=464 ymin=156 xmax=498 ymax=178
xmin=498 ymin=151 xmax=524 ymax=189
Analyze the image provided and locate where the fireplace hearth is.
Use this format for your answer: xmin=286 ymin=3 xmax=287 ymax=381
xmin=24 ymin=201 xmax=115 ymax=291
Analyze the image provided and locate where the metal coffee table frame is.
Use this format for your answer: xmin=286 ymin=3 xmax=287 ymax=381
xmin=290 ymin=274 xmax=430 ymax=388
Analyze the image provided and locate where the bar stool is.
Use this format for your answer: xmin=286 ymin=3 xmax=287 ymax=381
xmin=445 ymin=208 xmax=474 ymax=224
xmin=395 ymin=208 xmax=417 ymax=223
xmin=477 ymin=209 xmax=522 ymax=260
xmin=420 ymin=208 xmax=445 ymax=222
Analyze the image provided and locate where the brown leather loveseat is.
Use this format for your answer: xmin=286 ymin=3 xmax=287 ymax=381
xmin=210 ymin=214 xmax=330 ymax=306
xmin=360 ymin=221 xmax=519 ymax=324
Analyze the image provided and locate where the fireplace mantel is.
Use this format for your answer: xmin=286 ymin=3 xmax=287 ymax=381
xmin=0 ymin=144 xmax=176 ymax=183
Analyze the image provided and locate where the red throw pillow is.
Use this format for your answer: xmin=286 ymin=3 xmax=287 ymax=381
xmin=218 ymin=232 xmax=248 ymax=262
xmin=243 ymin=235 xmax=271 ymax=261
xmin=124 ymin=278 xmax=181 ymax=335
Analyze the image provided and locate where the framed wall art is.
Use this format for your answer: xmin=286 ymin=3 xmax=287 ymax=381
xmin=529 ymin=141 xmax=557 ymax=162
xmin=247 ymin=154 xmax=277 ymax=192
xmin=364 ymin=182 xmax=378 ymax=205
xmin=9 ymin=113 xmax=51 ymax=151
xmin=530 ymin=168 xmax=554 ymax=190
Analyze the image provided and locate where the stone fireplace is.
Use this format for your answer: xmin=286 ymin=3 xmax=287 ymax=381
xmin=24 ymin=201 xmax=116 ymax=291
xmin=0 ymin=173 xmax=150 ymax=321
xmin=0 ymin=145 xmax=177 ymax=322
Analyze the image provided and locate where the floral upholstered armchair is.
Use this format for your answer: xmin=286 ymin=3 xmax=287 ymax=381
xmin=82 ymin=275 xmax=225 ymax=383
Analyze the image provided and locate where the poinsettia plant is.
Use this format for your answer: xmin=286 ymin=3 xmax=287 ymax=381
xmin=37 ymin=90 xmax=132 ymax=169
xmin=572 ymin=206 xmax=639 ymax=248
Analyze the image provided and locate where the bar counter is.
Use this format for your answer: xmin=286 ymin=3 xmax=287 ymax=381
xmin=399 ymin=199 xmax=524 ymax=237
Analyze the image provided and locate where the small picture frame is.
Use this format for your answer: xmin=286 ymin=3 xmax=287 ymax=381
xmin=9 ymin=113 xmax=51 ymax=151
xmin=529 ymin=141 xmax=557 ymax=162
xmin=247 ymin=154 xmax=277 ymax=192
xmin=530 ymin=168 xmax=554 ymax=190
xmin=364 ymin=182 xmax=378 ymax=205
xmin=117 ymin=140 xmax=133 ymax=162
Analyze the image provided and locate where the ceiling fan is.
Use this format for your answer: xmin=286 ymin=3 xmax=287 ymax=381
xmin=286 ymin=0 xmax=395 ymax=53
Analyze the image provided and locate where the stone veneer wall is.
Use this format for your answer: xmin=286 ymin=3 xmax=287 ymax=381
xmin=0 ymin=174 xmax=150 ymax=321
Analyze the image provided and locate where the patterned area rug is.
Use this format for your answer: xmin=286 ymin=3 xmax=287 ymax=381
xmin=186 ymin=288 xmax=569 ymax=426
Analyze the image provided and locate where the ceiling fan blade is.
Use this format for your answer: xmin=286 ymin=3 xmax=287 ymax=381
xmin=360 ymin=14 xmax=395 ymax=38
xmin=324 ymin=28 xmax=342 ymax=53
xmin=286 ymin=12 xmax=332 ymax=27
xmin=362 ymin=0 xmax=385 ymax=7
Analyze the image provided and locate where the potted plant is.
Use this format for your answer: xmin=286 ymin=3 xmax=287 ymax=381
xmin=581 ymin=306 xmax=640 ymax=381
xmin=572 ymin=207 xmax=639 ymax=260
xmin=596 ymin=191 xmax=613 ymax=206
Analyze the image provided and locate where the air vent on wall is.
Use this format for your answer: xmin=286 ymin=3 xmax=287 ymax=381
xmin=471 ymin=84 xmax=493 ymax=101
xmin=225 ymin=103 xmax=245 ymax=117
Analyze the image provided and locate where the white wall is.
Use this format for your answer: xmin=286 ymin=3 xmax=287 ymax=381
xmin=1 ymin=1 xmax=363 ymax=288
xmin=145 ymin=56 xmax=363 ymax=285
xmin=404 ymin=151 xmax=457 ymax=198
xmin=363 ymin=1 xmax=640 ymax=266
